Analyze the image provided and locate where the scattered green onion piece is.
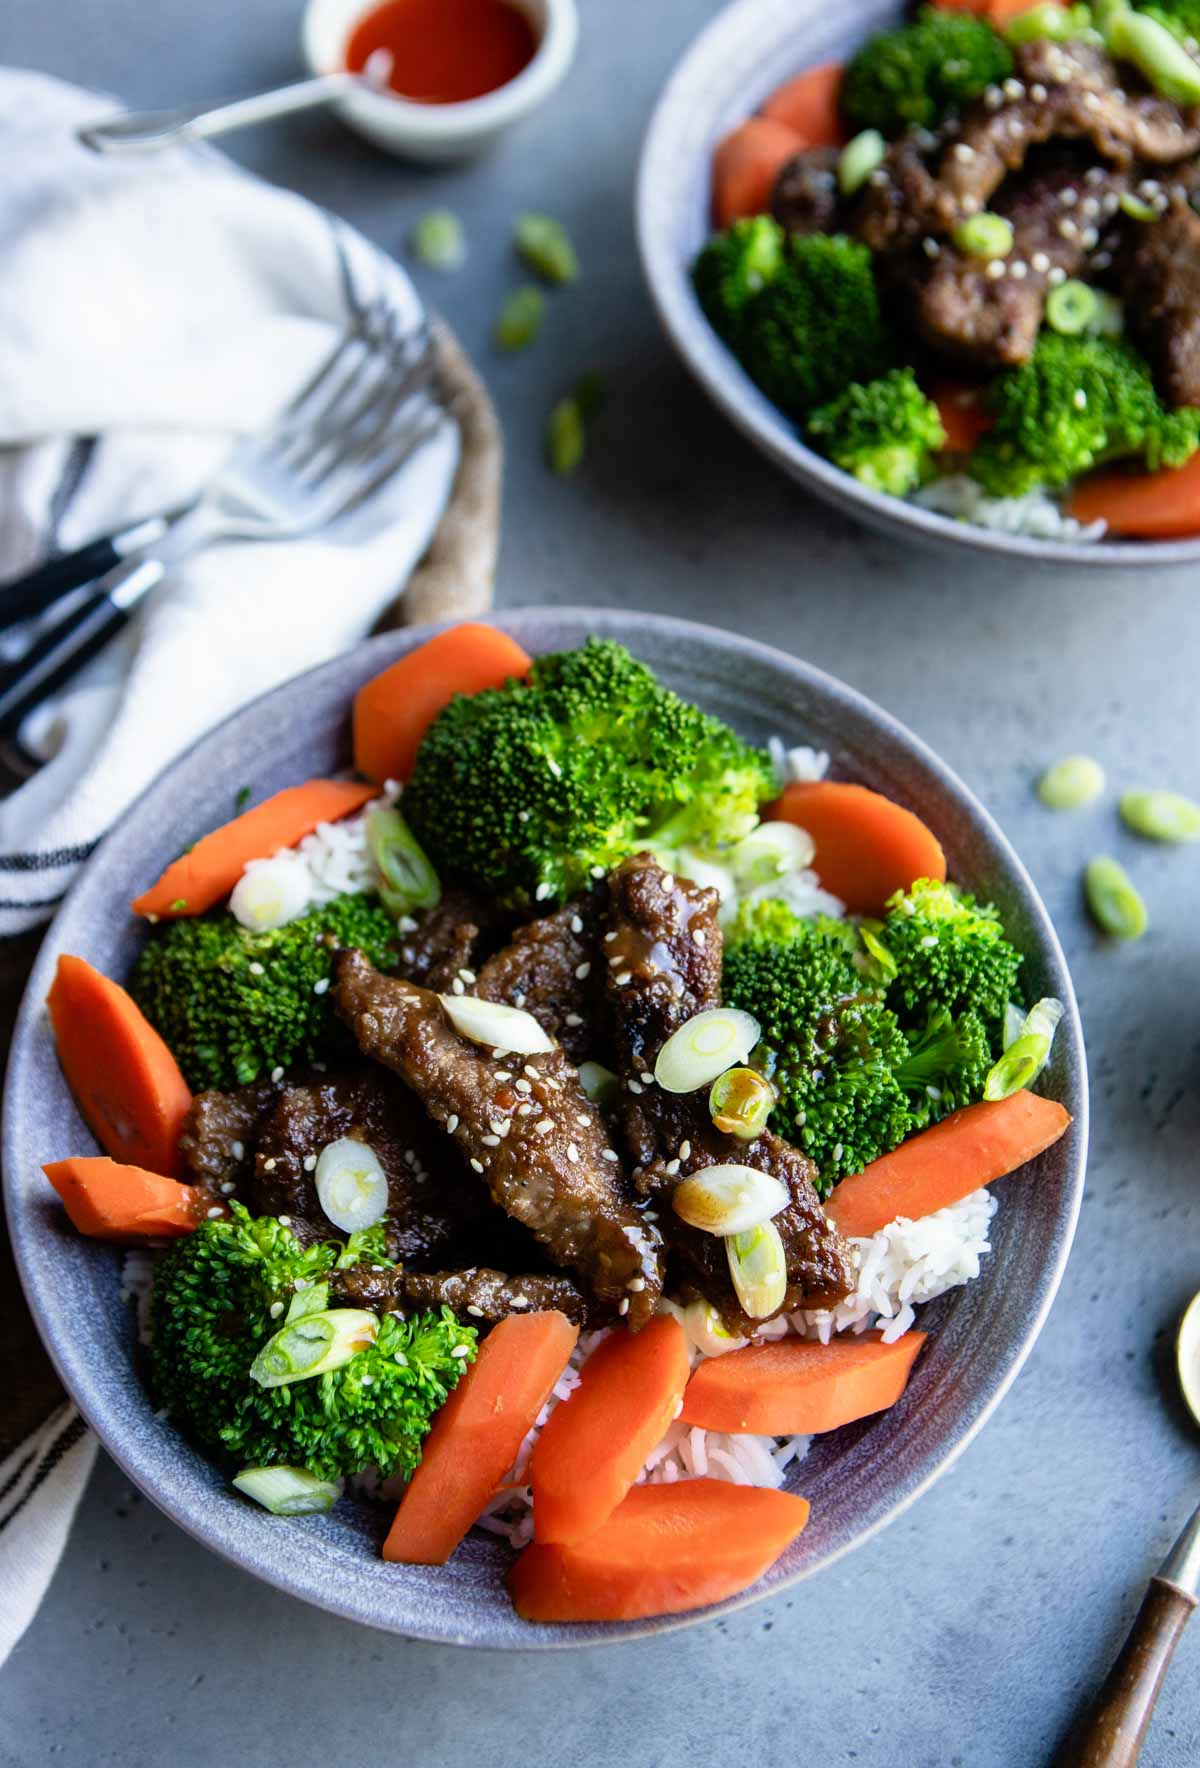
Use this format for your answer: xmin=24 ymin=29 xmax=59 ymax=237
xmin=229 ymin=857 xmax=312 ymax=932
xmin=1119 ymin=788 xmax=1200 ymax=843
xmin=411 ymin=210 xmax=466 ymax=272
xmin=546 ymin=396 xmax=586 ymax=475
xmin=654 ymin=1007 xmax=760 ymax=1094
xmin=515 ymin=213 xmax=579 ymax=285
xmin=284 ymin=1281 xmax=331 ymax=1324
xmin=683 ymin=1299 xmax=748 ymax=1357
xmin=578 ymin=1060 xmax=620 ymax=1107
xmin=709 ymin=1067 xmax=776 ymax=1140
xmin=672 ymin=1163 xmax=789 ymax=1236
xmin=367 ymin=804 xmax=440 ymax=918
xmin=984 ymin=997 xmax=1064 ymax=1098
xmin=494 ymin=284 xmax=545 ymax=351
xmin=1107 ymin=7 xmax=1200 ymax=104
xmin=315 ymin=1137 xmax=389 ymax=1234
xmin=1036 ymin=753 xmax=1106 ymax=809
xmin=859 ymin=923 xmax=897 ymax=981
xmin=250 ymin=1309 xmax=378 ymax=1389
xmin=1046 ymin=278 xmax=1100 ymax=337
xmin=439 ymin=993 xmax=555 ymax=1055
xmin=1003 ymin=999 xmax=1027 ymax=1052
xmin=728 ymin=820 xmax=814 ymax=886
xmin=1005 ymin=2 xmax=1090 ymax=44
xmin=838 ymin=129 xmax=887 ymax=197
xmin=953 ymin=212 xmax=1014 ymax=260
xmin=1084 ymin=856 xmax=1148 ymax=940
xmin=1119 ymin=191 xmax=1159 ymax=224
xmin=232 ymin=1466 xmax=344 ymax=1516
xmin=726 ymin=1220 xmax=787 ymax=1320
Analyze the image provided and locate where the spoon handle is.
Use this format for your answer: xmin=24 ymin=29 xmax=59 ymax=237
xmin=79 ymin=72 xmax=360 ymax=154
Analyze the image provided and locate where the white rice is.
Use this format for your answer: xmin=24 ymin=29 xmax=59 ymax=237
xmin=234 ymin=783 xmax=396 ymax=926
xmin=767 ymin=738 xmax=830 ymax=785
xmin=912 ymin=472 xmax=1107 ymax=543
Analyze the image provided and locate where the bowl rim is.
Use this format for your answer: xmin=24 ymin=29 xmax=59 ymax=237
xmin=635 ymin=0 xmax=1200 ymax=569
xmin=3 ymin=607 xmax=1089 ymax=1646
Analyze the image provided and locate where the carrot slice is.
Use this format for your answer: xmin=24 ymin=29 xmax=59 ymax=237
xmin=827 ymin=1092 xmax=1072 ymax=1239
xmin=382 ymin=1310 xmax=579 ymax=1566
xmin=530 ymin=1316 xmax=690 ymax=1546
xmin=47 ymin=955 xmax=192 ymax=1176
xmin=131 ymin=779 xmax=376 ymax=919
xmin=987 ymin=0 xmax=1064 ymax=21
xmin=933 ymin=383 xmax=994 ymax=454
xmin=509 ymin=1480 xmax=810 ymax=1622
xmin=678 ymin=1331 xmax=926 ymax=1436
xmin=353 ymin=623 xmax=533 ymax=785
xmin=759 ymin=62 xmax=846 ymax=146
xmin=42 ymin=1156 xmax=204 ymax=1241
xmin=1068 ymin=453 xmax=1200 ymax=538
xmin=770 ymin=780 xmax=947 ymax=916
xmin=711 ymin=117 xmax=805 ymax=228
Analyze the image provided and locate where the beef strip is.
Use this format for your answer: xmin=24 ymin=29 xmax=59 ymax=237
xmin=330 ymin=1262 xmax=588 ymax=1325
xmin=1111 ymin=188 xmax=1200 ymax=405
xmin=772 ymin=147 xmax=843 ymax=237
xmin=177 ymin=1081 xmax=280 ymax=1198
xmin=474 ymin=888 xmax=607 ymax=1065
xmin=398 ymin=888 xmax=514 ymax=993
xmin=333 ymin=949 xmax=663 ymax=1326
xmin=603 ymin=855 xmax=854 ymax=1330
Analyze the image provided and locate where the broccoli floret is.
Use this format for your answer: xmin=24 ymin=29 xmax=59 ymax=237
xmin=970 ymin=334 xmax=1200 ymax=496
xmin=807 ymin=368 xmax=947 ymax=496
xmin=842 ymin=8 xmax=1013 ymax=135
xmin=130 ymin=892 xmax=400 ymax=1091
xmin=881 ymin=878 xmax=1022 ymax=1029
xmin=894 ymin=1005 xmax=992 ymax=1124
xmin=692 ymin=215 xmax=786 ymax=347
xmin=403 ymin=639 xmax=777 ymax=909
xmin=737 ymin=234 xmax=892 ymax=417
xmin=150 ymin=1205 xmax=475 ymax=1483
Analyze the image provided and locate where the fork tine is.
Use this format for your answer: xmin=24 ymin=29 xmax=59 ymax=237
xmin=289 ymin=329 xmax=440 ymax=489
xmin=273 ymin=302 xmax=373 ymax=426
xmin=269 ymin=296 xmax=398 ymax=457
xmin=316 ymin=394 xmax=455 ymax=523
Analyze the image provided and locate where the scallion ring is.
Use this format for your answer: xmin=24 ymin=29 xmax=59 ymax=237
xmin=728 ymin=820 xmax=815 ymax=886
xmin=985 ymin=997 xmax=1064 ymax=1098
xmin=578 ymin=1060 xmax=619 ymax=1107
xmin=1045 ymin=279 xmax=1100 ymax=337
xmin=232 ymin=1466 xmax=344 ymax=1516
xmin=1107 ymin=7 xmax=1200 ymax=105
xmin=250 ymin=1309 xmax=378 ymax=1389
xmin=672 ymin=1163 xmax=789 ymax=1237
xmin=654 ymin=1007 xmax=760 ymax=1094
xmin=1084 ymin=856 xmax=1148 ymax=940
xmin=1036 ymin=753 xmax=1106 ymax=810
xmin=952 ymin=212 xmax=1015 ymax=260
xmin=1119 ymin=191 xmax=1159 ymax=224
xmin=838 ymin=129 xmax=887 ymax=197
xmin=439 ymin=993 xmax=555 ymax=1055
xmin=315 ymin=1137 xmax=389 ymax=1234
xmin=1119 ymin=788 xmax=1200 ymax=843
xmin=726 ymin=1220 xmax=788 ymax=1320
xmin=708 ymin=1066 xmax=776 ymax=1140
xmin=229 ymin=857 xmax=312 ymax=932
xmin=367 ymin=804 xmax=440 ymax=918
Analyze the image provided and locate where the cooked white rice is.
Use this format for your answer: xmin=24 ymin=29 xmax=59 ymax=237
xmin=234 ymin=783 xmax=395 ymax=926
xmin=912 ymin=472 xmax=1107 ymax=543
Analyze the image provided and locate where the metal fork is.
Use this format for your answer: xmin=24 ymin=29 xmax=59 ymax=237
xmin=0 ymin=306 xmax=449 ymax=735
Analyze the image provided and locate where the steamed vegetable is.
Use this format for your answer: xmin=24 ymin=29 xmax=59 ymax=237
xmin=130 ymin=892 xmax=400 ymax=1091
xmin=366 ymin=803 xmax=440 ymax=919
xmin=411 ymin=210 xmax=466 ymax=271
xmin=678 ymin=1331 xmax=927 ymax=1434
xmin=48 ymin=954 xmax=192 ymax=1176
xmin=654 ymin=1008 xmax=760 ymax=1093
xmin=881 ymin=877 xmax=1023 ymax=1031
xmin=1084 ymin=856 xmax=1148 ymax=938
xmin=770 ymin=780 xmax=947 ymax=916
xmin=514 ymin=213 xmax=579 ymax=286
xmin=807 ymin=368 xmax=947 ymax=497
xmin=1037 ymin=754 xmax=1107 ymax=809
xmin=841 ymin=8 xmax=1014 ymax=134
xmin=737 ymin=234 xmax=892 ymax=418
xmin=1119 ymin=788 xmax=1200 ymax=841
xmin=232 ymin=1465 xmax=343 ymax=1515
xmin=693 ymin=215 xmax=787 ymax=350
xmin=726 ymin=1219 xmax=789 ymax=1317
xmin=42 ymin=1156 xmax=203 ymax=1240
xmin=710 ymin=117 xmax=805 ymax=228
xmin=1068 ymin=449 xmax=1200 ymax=536
xmin=759 ymin=61 xmax=846 ymax=142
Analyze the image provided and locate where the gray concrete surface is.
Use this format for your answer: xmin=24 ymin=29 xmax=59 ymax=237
xmin=2 ymin=0 xmax=1199 ymax=1763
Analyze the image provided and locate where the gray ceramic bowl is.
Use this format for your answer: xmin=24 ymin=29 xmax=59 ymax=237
xmin=3 ymin=609 xmax=1088 ymax=1646
xmin=636 ymin=0 xmax=1200 ymax=569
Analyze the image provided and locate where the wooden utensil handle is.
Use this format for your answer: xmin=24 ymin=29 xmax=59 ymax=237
xmin=1056 ymin=1577 xmax=1197 ymax=1768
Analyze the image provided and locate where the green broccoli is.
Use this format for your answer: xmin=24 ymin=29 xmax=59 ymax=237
xmin=737 ymin=234 xmax=892 ymax=417
xmin=970 ymin=334 xmax=1200 ymax=497
xmin=402 ymin=638 xmax=778 ymax=909
xmin=807 ymin=368 xmax=947 ymax=496
xmin=880 ymin=878 xmax=1022 ymax=1030
xmin=150 ymin=1206 xmax=475 ymax=1483
xmin=692 ymin=214 xmax=787 ymax=348
xmin=130 ymin=891 xmax=400 ymax=1091
xmin=842 ymin=8 xmax=1014 ymax=135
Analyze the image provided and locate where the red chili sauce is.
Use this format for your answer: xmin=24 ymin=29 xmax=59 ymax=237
xmin=346 ymin=0 xmax=538 ymax=105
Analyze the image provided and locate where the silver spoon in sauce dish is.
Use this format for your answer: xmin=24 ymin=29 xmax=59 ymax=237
xmin=1054 ymin=1293 xmax=1200 ymax=1768
xmin=77 ymin=52 xmax=392 ymax=154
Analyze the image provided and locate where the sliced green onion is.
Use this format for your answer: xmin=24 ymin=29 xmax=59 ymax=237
xmin=726 ymin=1220 xmax=787 ymax=1320
xmin=1119 ymin=191 xmax=1159 ymax=224
xmin=654 ymin=1007 xmax=760 ymax=1093
xmin=250 ymin=1309 xmax=377 ymax=1389
xmin=1003 ymin=999 xmax=1027 ymax=1051
xmin=494 ymin=284 xmax=545 ymax=351
xmin=1037 ymin=753 xmax=1106 ymax=809
xmin=1005 ymin=2 xmax=1091 ymax=44
xmin=1084 ymin=856 xmax=1148 ymax=940
xmin=683 ymin=1298 xmax=749 ymax=1358
xmin=229 ymin=857 xmax=311 ymax=932
xmin=728 ymin=820 xmax=815 ymax=886
xmin=675 ymin=848 xmax=736 ymax=904
xmin=984 ymin=997 xmax=1064 ymax=1099
xmin=547 ymin=396 xmax=586 ymax=475
xmin=440 ymin=992 xmax=555 ymax=1054
xmin=671 ymin=1163 xmax=789 ymax=1236
xmin=367 ymin=805 xmax=440 ymax=918
xmin=315 ymin=1137 xmax=389 ymax=1234
xmin=515 ymin=213 xmax=579 ymax=285
xmin=1046 ymin=278 xmax=1100 ymax=336
xmin=578 ymin=1060 xmax=619 ymax=1107
xmin=411 ymin=210 xmax=466 ymax=272
xmin=953 ymin=212 xmax=1014 ymax=260
xmin=838 ymin=129 xmax=886 ymax=197
xmin=1119 ymin=788 xmax=1200 ymax=843
xmin=859 ymin=923 xmax=897 ymax=981
xmin=232 ymin=1466 xmax=344 ymax=1516
xmin=709 ymin=1067 xmax=776 ymax=1140
xmin=1108 ymin=7 xmax=1200 ymax=104
xmin=285 ymin=1281 xmax=331 ymax=1324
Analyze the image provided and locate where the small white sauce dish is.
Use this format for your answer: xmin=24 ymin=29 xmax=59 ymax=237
xmin=301 ymin=0 xmax=579 ymax=162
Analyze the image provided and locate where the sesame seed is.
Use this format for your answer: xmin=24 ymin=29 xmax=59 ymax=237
xmin=524 ymin=1064 xmax=539 ymax=1077
xmin=576 ymin=1112 xmax=590 ymax=1127
xmin=470 ymin=1158 xmax=485 ymax=1173
xmin=248 ymin=960 xmax=265 ymax=977
xmin=495 ymin=1070 xmax=512 ymax=1082
xmin=959 ymin=193 xmax=980 ymax=215
xmin=492 ymin=1048 xmax=510 ymax=1062
xmin=467 ymin=1304 xmax=485 ymax=1317
xmin=618 ymin=1298 xmax=630 ymax=1316
xmin=984 ymin=85 xmax=1002 ymax=109
xmin=313 ymin=977 xmax=329 ymax=996
xmin=604 ymin=931 xmax=618 ymax=943
xmin=452 ymin=978 xmax=465 ymax=995
xmin=1010 ymin=260 xmax=1028 ymax=280
xmin=278 ymin=1215 xmax=292 ymax=1226
xmin=271 ymin=1066 xmax=284 ymax=1083
xmin=923 ymin=237 xmax=941 ymax=259
xmin=547 ymin=757 xmax=562 ymax=778
xmin=953 ymin=143 xmax=975 ymax=164
xmin=629 ymin=1277 xmax=646 ymax=1292
xmin=270 ymin=1301 xmax=285 ymax=1319
xmin=567 ymin=1143 xmax=580 ymax=1163
xmin=661 ymin=874 xmax=675 ymax=893
xmin=565 ymin=1012 xmax=583 ymax=1027
xmin=570 ymin=915 xmax=583 ymax=934
xmin=231 ymin=1141 xmax=244 ymax=1161
xmin=1083 ymin=89 xmax=1100 ymax=110
xmin=919 ymin=934 xmax=939 ymax=949
xmin=869 ymin=167 xmax=889 ymax=187
xmin=447 ymin=1114 xmax=459 ymax=1133
xmin=833 ymin=1142 xmax=844 ymax=1162
xmin=591 ymin=865 xmax=605 ymax=879
xmin=602 ymin=1149 xmax=619 ymax=1162
xmin=263 ymin=1157 xmax=277 ymax=1172
xmin=1003 ymin=77 xmax=1024 ymax=100
xmin=640 ymin=1071 xmax=654 ymax=1086
xmin=513 ymin=993 xmax=526 ymax=1009
xmin=574 ymin=962 xmax=591 ymax=980
xmin=489 ymin=1120 xmax=507 ymax=1136
xmin=1073 ymin=389 xmax=1087 ymax=410
xmin=294 ymin=1277 xmax=310 ymax=1289
xmin=518 ymin=1102 xmax=535 ymax=1116
xmin=1031 ymin=251 xmax=1050 ymax=273
xmin=1048 ymin=265 xmax=1067 ymax=285
xmin=628 ymin=1079 xmax=643 ymax=1095
xmin=1030 ymin=82 xmax=1047 ymax=102
xmin=1057 ymin=218 xmax=1078 ymax=241
xmin=481 ymin=1134 xmax=500 ymax=1147
xmin=666 ymin=1158 xmax=680 ymax=1176
xmin=515 ymin=1077 xmax=533 ymax=1094
xmin=644 ymin=1210 xmax=658 ymax=1222
xmin=451 ymin=1344 xmax=471 ymax=1358
xmin=458 ymin=968 xmax=476 ymax=985
xmin=394 ymin=1351 xmax=408 ymax=1367
xmin=616 ymin=970 xmax=632 ymax=986
xmin=518 ymin=809 xmax=530 ymax=823
xmin=986 ymin=259 xmax=1005 ymax=280
xmin=206 ymin=1205 xmax=224 ymax=1218
xmin=303 ymin=1154 xmax=317 ymax=1172
xmin=536 ymin=1118 xmax=554 ymax=1134
xmin=1081 ymin=195 xmax=1100 ymax=219
xmin=1086 ymin=166 xmax=1105 ymax=186
xmin=679 ymin=1141 xmax=692 ymax=1161
xmin=535 ymin=882 xmax=552 ymax=902
xmin=693 ymin=929 xmax=707 ymax=948
xmin=221 ymin=1181 xmax=235 ymax=1195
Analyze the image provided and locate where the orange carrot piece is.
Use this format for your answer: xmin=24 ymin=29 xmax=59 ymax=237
xmin=47 ymin=955 xmax=192 ymax=1176
xmin=678 ymin=1331 xmax=926 ymax=1436
xmin=131 ymin=779 xmax=376 ymax=920
xmin=383 ymin=1310 xmax=579 ymax=1566
xmin=933 ymin=383 xmax=993 ymax=454
xmin=987 ymin=0 xmax=1064 ymax=21
xmin=42 ymin=1156 xmax=204 ymax=1241
xmin=759 ymin=62 xmax=846 ymax=146
xmin=530 ymin=1316 xmax=690 ymax=1546
xmin=353 ymin=623 xmax=533 ymax=786
xmin=509 ymin=1480 xmax=810 ymax=1622
xmin=1068 ymin=453 xmax=1200 ymax=538
xmin=711 ymin=117 xmax=805 ymax=228
xmin=827 ymin=1092 xmax=1072 ymax=1239
xmin=770 ymin=780 xmax=947 ymax=916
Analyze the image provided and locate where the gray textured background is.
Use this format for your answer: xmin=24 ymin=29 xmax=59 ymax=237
xmin=2 ymin=1 xmax=1198 ymax=1763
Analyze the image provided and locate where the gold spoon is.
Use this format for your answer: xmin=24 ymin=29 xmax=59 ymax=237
xmin=1054 ymin=1292 xmax=1200 ymax=1767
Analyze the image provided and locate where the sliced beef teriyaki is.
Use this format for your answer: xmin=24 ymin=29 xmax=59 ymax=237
xmin=398 ymin=888 xmax=514 ymax=994
xmin=330 ymin=1262 xmax=588 ymax=1325
xmin=1111 ymin=189 xmax=1200 ymax=405
xmin=178 ymin=1081 xmax=281 ymax=1199
xmin=772 ymin=147 xmax=844 ymax=237
xmin=475 ymin=888 xmax=608 ymax=1065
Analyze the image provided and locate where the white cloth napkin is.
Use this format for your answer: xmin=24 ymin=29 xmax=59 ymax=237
xmin=0 ymin=67 xmax=465 ymax=1669
xmin=0 ymin=69 xmax=460 ymax=940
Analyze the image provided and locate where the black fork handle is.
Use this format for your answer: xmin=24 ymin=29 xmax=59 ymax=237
xmin=0 ymin=513 xmax=170 ymax=632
